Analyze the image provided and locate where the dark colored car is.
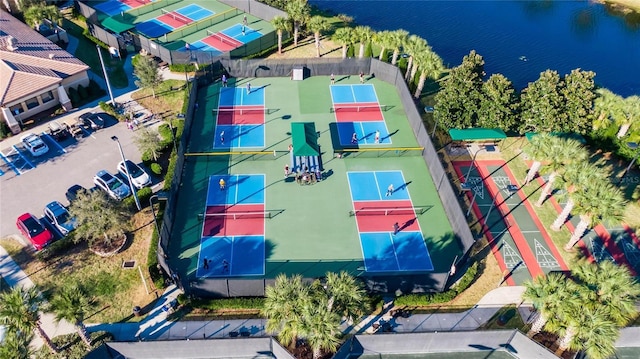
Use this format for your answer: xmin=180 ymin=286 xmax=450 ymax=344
xmin=78 ymin=112 xmax=105 ymax=130
xmin=65 ymin=184 xmax=95 ymax=204
xmin=16 ymin=213 xmax=54 ymax=250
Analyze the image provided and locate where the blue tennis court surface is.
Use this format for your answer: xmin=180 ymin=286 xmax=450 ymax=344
xmin=331 ymin=84 xmax=378 ymax=104
xmin=206 ymin=174 xmax=265 ymax=205
xmin=219 ymin=87 xmax=265 ymax=107
xmin=175 ymin=4 xmax=214 ymax=21
xmin=347 ymin=171 xmax=410 ymax=201
xmin=198 ymin=235 xmax=265 ymax=277
xmin=337 ymin=121 xmax=392 ymax=145
xmin=182 ymin=41 xmax=222 ymax=55
xmin=221 ymin=24 xmax=263 ymax=44
xmin=360 ymin=232 xmax=434 ymax=272
xmin=136 ymin=19 xmax=173 ymax=38
xmin=214 ymin=124 xmax=264 ymax=148
xmin=95 ymin=0 xmax=131 ymax=16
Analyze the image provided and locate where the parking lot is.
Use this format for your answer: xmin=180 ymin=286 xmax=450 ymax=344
xmin=0 ymin=108 xmax=151 ymax=241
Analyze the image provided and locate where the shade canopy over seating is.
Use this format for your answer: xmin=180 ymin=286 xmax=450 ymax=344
xmin=448 ymin=128 xmax=507 ymax=141
xmin=291 ymin=122 xmax=319 ymax=157
xmin=101 ymin=16 xmax=135 ymax=34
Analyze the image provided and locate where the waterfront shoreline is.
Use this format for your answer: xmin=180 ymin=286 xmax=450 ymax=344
xmin=598 ymin=0 xmax=640 ymax=13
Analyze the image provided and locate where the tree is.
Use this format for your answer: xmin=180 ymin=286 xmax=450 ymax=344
xmin=134 ymin=127 xmax=163 ymax=161
xmin=307 ymin=16 xmax=332 ymax=58
xmin=389 ymin=29 xmax=409 ymax=65
xmin=50 ymin=283 xmax=94 ymax=348
xmin=593 ymin=88 xmax=623 ymax=132
xmin=300 ymin=296 xmax=341 ymax=359
xmin=271 ymin=16 xmax=291 ymax=54
xmin=374 ymin=30 xmax=393 ymax=61
xmin=285 ymin=0 xmax=310 ymax=47
xmin=550 ymin=162 xmax=605 ymax=231
xmin=133 ymin=54 xmax=163 ymax=98
xmin=332 ymin=27 xmax=354 ymax=59
xmin=0 ymin=330 xmax=33 ymax=359
xmin=554 ymin=305 xmax=618 ymax=358
xmin=263 ymin=274 xmax=309 ymax=348
xmin=523 ymin=273 xmax=574 ymax=337
xmin=565 ymin=181 xmax=626 ymax=250
xmin=477 ymin=74 xmax=518 ymax=130
xmin=413 ymin=49 xmax=444 ymax=99
xmin=617 ymin=95 xmax=640 ymax=138
xmin=68 ymin=189 xmax=130 ymax=247
xmin=403 ymin=35 xmax=427 ymax=83
xmin=323 ymin=271 xmax=367 ymax=322
xmin=336 ymin=14 xmax=353 ymax=27
xmin=523 ymin=133 xmax=556 ymax=185
xmin=534 ymin=137 xmax=588 ymax=207
xmin=0 ymin=286 xmax=58 ymax=354
xmin=519 ymin=70 xmax=566 ymax=134
xmin=562 ymin=69 xmax=596 ymax=135
xmin=354 ymin=26 xmax=374 ymax=59
xmin=23 ymin=2 xmax=61 ymax=28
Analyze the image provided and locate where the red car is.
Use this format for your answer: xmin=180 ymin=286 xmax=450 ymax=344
xmin=16 ymin=213 xmax=53 ymax=250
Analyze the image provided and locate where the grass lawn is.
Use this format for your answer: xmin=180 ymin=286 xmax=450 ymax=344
xmin=0 ymin=210 xmax=159 ymax=323
xmin=62 ymin=17 xmax=128 ymax=89
xmin=131 ymin=80 xmax=188 ymax=120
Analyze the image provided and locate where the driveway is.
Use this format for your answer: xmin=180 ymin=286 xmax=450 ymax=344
xmin=0 ymin=108 xmax=147 ymax=240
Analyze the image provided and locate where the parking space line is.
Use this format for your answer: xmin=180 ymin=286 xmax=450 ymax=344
xmin=11 ymin=145 xmax=35 ymax=171
xmin=41 ymin=133 xmax=67 ymax=153
xmin=0 ymin=151 xmax=20 ymax=175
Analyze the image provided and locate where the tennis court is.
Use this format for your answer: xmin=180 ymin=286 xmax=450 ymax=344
xmin=136 ymin=4 xmax=214 ymax=38
xmin=198 ymin=174 xmax=266 ymax=277
xmin=169 ymin=75 xmax=460 ymax=293
xmin=95 ymin=0 xmax=152 ymax=16
xmin=331 ymin=84 xmax=391 ymax=146
xmin=213 ymin=86 xmax=266 ymax=148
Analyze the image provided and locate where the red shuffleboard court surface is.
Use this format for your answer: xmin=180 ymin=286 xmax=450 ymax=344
xmin=216 ymin=105 xmax=265 ymax=125
xmin=353 ymin=200 xmax=421 ymax=233
xmin=334 ymin=102 xmax=384 ymax=122
xmin=203 ymin=204 xmax=265 ymax=236
xmin=202 ymin=32 xmax=243 ymax=52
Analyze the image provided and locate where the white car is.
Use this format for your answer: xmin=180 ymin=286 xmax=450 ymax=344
xmin=117 ymin=160 xmax=151 ymax=189
xmin=93 ymin=170 xmax=131 ymax=201
xmin=20 ymin=133 xmax=49 ymax=156
xmin=44 ymin=201 xmax=77 ymax=236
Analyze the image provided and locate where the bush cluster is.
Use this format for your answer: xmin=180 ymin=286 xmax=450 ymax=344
xmin=394 ymin=262 xmax=479 ymax=306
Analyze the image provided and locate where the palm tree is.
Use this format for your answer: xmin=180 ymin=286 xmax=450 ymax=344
xmin=68 ymin=189 xmax=131 ymax=248
xmin=0 ymin=330 xmax=33 ymax=359
xmin=389 ymin=29 xmax=409 ymax=66
xmin=534 ymin=138 xmax=588 ymax=207
xmin=271 ymin=16 xmax=291 ymax=54
xmin=262 ymin=274 xmax=309 ymax=348
xmin=617 ymin=95 xmax=640 ymax=138
xmin=565 ymin=181 xmax=626 ymax=250
xmin=23 ymin=2 xmax=62 ymax=29
xmin=354 ymin=26 xmax=374 ymax=59
xmin=324 ymin=271 xmax=367 ymax=323
xmin=550 ymin=162 xmax=605 ymax=231
xmin=0 ymin=286 xmax=58 ymax=354
xmin=523 ymin=273 xmax=572 ymax=337
xmin=307 ymin=16 xmax=332 ymax=58
xmin=413 ymin=50 xmax=444 ymax=99
xmin=300 ymin=298 xmax=341 ymax=359
xmin=593 ymin=88 xmax=622 ymax=131
xmin=284 ymin=0 xmax=310 ymax=47
xmin=50 ymin=283 xmax=94 ymax=348
xmin=523 ymin=133 xmax=555 ymax=186
xmin=403 ymin=35 xmax=427 ymax=82
xmin=373 ymin=30 xmax=393 ymax=61
xmin=332 ymin=27 xmax=354 ymax=59
xmin=554 ymin=305 xmax=618 ymax=358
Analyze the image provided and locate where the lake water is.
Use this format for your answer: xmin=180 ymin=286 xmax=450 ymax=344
xmin=310 ymin=0 xmax=640 ymax=96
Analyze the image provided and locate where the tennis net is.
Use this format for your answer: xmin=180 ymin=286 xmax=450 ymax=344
xmin=206 ymin=29 xmax=240 ymax=45
xmin=205 ymin=211 xmax=272 ymax=220
xmin=212 ymin=107 xmax=271 ymax=116
xmin=349 ymin=206 xmax=430 ymax=217
xmin=335 ymin=147 xmax=424 ymax=159
xmin=330 ymin=104 xmax=389 ymax=113
xmin=161 ymin=9 xmax=191 ymax=25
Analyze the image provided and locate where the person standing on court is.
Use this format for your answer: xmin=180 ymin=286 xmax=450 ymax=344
xmin=360 ymin=72 xmax=364 ymax=83
xmin=221 ymin=74 xmax=228 ymax=87
xmin=351 ymin=132 xmax=358 ymax=145
xmin=220 ymin=130 xmax=225 ymax=144
xmin=386 ymin=183 xmax=394 ymax=197
xmin=330 ymin=73 xmax=335 ymax=85
xmin=374 ymin=130 xmax=380 ymax=144
xmin=219 ymin=178 xmax=226 ymax=190
xmin=393 ymin=222 xmax=400 ymax=235
xmin=284 ymin=164 xmax=290 ymax=178
xmin=241 ymin=24 xmax=246 ymax=36
xmin=246 ymin=82 xmax=251 ymax=94
xmin=222 ymin=259 xmax=229 ymax=273
xmin=243 ymin=15 xmax=248 ymax=26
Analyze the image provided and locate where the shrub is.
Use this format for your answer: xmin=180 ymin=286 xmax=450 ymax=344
xmin=99 ymin=101 xmax=119 ymax=119
xmin=36 ymin=236 xmax=76 ymax=261
xmin=364 ymin=41 xmax=373 ymax=58
xmin=141 ymin=150 xmax=153 ymax=164
xmin=88 ymin=79 xmax=105 ymax=97
xmin=190 ymin=297 xmax=265 ymax=310
xmin=137 ymin=187 xmax=153 ymax=205
xmin=68 ymin=87 xmax=80 ymax=106
xmin=150 ymin=163 xmax=162 ymax=175
xmin=77 ymin=84 xmax=88 ymax=99
xmin=169 ymin=63 xmax=197 ymax=73
xmin=148 ymin=204 xmax=165 ymax=289
xmin=157 ymin=123 xmax=173 ymax=147
xmin=0 ymin=120 xmax=11 ymax=139
xmin=163 ymin=149 xmax=178 ymax=191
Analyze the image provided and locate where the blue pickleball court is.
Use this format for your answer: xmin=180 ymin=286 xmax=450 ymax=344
xmin=337 ymin=121 xmax=392 ymax=146
xmin=206 ymin=174 xmax=265 ymax=206
xmin=214 ymin=124 xmax=265 ymax=148
xmin=219 ymin=87 xmax=265 ymax=107
xmin=136 ymin=19 xmax=173 ymax=38
xmin=330 ymin=84 xmax=379 ymax=104
xmin=95 ymin=0 xmax=131 ymax=16
xmin=220 ymin=24 xmax=263 ymax=44
xmin=197 ymin=235 xmax=265 ymax=277
xmin=359 ymin=232 xmax=434 ymax=272
xmin=347 ymin=171 xmax=411 ymax=201
xmin=175 ymin=4 xmax=214 ymax=21
xmin=181 ymin=41 xmax=222 ymax=55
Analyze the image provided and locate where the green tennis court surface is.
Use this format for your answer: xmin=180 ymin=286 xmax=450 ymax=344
xmin=169 ymin=76 xmax=462 ymax=287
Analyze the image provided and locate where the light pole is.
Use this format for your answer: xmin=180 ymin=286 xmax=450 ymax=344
xmin=111 ymin=136 xmax=141 ymax=211
xmin=96 ymin=45 xmax=115 ymax=105
xmin=150 ymin=195 xmax=161 ymax=237
xmin=620 ymin=142 xmax=640 ymax=183
xmin=464 ymin=147 xmax=488 ymax=183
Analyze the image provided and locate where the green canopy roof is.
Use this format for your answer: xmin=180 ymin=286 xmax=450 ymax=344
xmin=101 ymin=16 xmax=135 ymax=34
xmin=291 ymin=122 xmax=319 ymax=156
xmin=449 ymin=128 xmax=507 ymax=141
xmin=525 ymin=132 xmax=586 ymax=144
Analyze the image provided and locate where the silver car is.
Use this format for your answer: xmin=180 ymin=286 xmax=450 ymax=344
xmin=44 ymin=201 xmax=77 ymax=236
xmin=117 ymin=160 xmax=151 ymax=189
xmin=93 ymin=170 xmax=131 ymax=201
